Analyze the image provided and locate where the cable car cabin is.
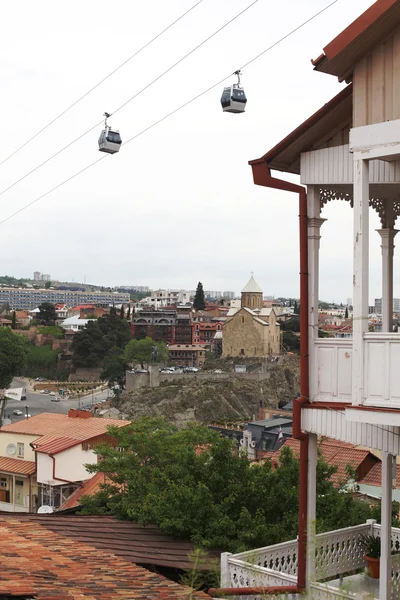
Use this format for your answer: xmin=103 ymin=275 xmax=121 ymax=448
xmin=221 ymin=85 xmax=247 ymax=113
xmin=98 ymin=128 xmax=122 ymax=154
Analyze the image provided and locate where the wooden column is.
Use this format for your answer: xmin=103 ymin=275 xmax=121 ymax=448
xmin=352 ymin=159 xmax=370 ymax=405
xmin=307 ymin=186 xmax=326 ymax=402
xmin=377 ymin=227 xmax=398 ymax=333
xmin=380 ymin=451 xmax=392 ymax=600
xmin=306 ymin=433 xmax=318 ymax=585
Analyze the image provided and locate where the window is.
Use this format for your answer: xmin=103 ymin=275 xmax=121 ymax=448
xmin=17 ymin=443 xmax=24 ymax=458
xmin=240 ymin=349 xmax=245 ymax=355
xmin=242 ymin=317 xmax=244 ymax=323
xmin=0 ymin=477 xmax=7 ymax=488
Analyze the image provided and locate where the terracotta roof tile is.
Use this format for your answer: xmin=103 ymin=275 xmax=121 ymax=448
xmin=0 ymin=517 xmax=209 ymax=599
xmin=267 ymin=437 xmax=377 ymax=485
xmin=360 ymin=461 xmax=400 ymax=487
xmin=61 ymin=472 xmax=107 ymax=509
xmin=0 ymin=456 xmax=36 ymax=476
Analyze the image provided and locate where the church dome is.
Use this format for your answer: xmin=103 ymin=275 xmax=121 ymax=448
xmin=241 ymin=274 xmax=262 ymax=294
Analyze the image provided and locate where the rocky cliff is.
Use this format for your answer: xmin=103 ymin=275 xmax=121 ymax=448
xmin=116 ymin=358 xmax=300 ymax=425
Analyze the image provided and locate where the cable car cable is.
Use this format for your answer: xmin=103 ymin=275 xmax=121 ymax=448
xmin=0 ymin=0 xmax=340 ymax=228
xmin=0 ymin=0 xmax=205 ymax=170
xmin=0 ymin=0 xmax=260 ymax=199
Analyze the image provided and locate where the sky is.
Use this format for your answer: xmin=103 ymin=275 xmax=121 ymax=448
xmin=0 ymin=0 xmax=387 ymax=303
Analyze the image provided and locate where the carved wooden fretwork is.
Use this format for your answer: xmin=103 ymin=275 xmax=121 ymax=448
xmin=320 ymin=188 xmax=353 ymax=208
xmin=319 ymin=189 xmax=399 ymax=227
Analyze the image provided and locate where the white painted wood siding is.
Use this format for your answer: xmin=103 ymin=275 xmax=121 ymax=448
xmin=314 ymin=339 xmax=352 ymax=402
xmin=302 ymin=408 xmax=400 ymax=454
xmin=353 ymin=27 xmax=400 ymax=127
xmin=364 ymin=333 xmax=400 ymax=408
xmin=300 ymin=144 xmax=400 ymax=184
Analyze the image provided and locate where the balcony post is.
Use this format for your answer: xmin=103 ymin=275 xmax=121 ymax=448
xmin=352 ymin=159 xmax=369 ymax=405
xmin=380 ymin=451 xmax=392 ymax=600
xmin=306 ymin=433 xmax=318 ymax=585
xmin=377 ymin=226 xmax=398 ymax=332
xmin=307 ymin=186 xmax=326 ymax=402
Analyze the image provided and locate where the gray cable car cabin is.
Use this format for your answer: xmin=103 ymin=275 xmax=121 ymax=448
xmin=221 ymin=70 xmax=247 ymax=113
xmin=98 ymin=127 xmax=122 ymax=154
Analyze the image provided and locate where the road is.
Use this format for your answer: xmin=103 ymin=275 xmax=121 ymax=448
xmin=5 ymin=379 xmax=111 ymax=424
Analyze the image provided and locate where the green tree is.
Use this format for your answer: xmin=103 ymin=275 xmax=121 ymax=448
xmin=101 ymin=347 xmax=127 ymax=387
xmin=0 ymin=328 xmax=29 ymax=389
xmin=293 ymin=301 xmax=300 ymax=315
xmin=110 ymin=305 xmax=117 ymax=316
xmin=71 ymin=314 xmax=131 ymax=368
xmin=38 ymin=302 xmax=57 ymax=324
xmin=82 ymin=419 xmax=374 ymax=552
xmin=126 ymin=306 xmax=131 ymax=320
xmin=282 ymin=330 xmax=300 ymax=353
xmin=124 ymin=337 xmax=168 ymax=368
xmin=345 ymin=307 xmax=349 ymax=319
xmin=120 ymin=305 xmax=125 ymax=320
xmin=193 ymin=282 xmax=206 ymax=311
xmin=44 ymin=280 xmax=51 ymax=289
xmin=11 ymin=311 xmax=16 ymax=330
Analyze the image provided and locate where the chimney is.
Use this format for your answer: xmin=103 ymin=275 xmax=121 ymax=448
xmin=68 ymin=409 xmax=79 ymax=418
xmin=68 ymin=409 xmax=91 ymax=419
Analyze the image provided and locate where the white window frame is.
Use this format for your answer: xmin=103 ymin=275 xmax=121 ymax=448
xmin=17 ymin=442 xmax=24 ymax=458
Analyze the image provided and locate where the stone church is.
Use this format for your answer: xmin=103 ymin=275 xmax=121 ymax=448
xmin=222 ymin=274 xmax=281 ymax=358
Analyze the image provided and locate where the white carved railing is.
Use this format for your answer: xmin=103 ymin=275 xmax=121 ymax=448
xmin=373 ymin=523 xmax=400 ymax=600
xmin=314 ymin=523 xmax=370 ymax=579
xmin=364 ymin=333 xmax=400 ymax=409
xmin=314 ymin=339 xmax=352 ymax=403
xmin=224 ymin=557 xmax=297 ymax=589
xmin=231 ymin=539 xmax=298 ymax=576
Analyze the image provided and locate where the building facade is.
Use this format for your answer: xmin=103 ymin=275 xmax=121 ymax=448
xmin=234 ymin=3 xmax=400 ymax=599
xmin=168 ymin=344 xmax=206 ymax=367
xmin=222 ymin=275 xmax=281 ymax=358
xmin=0 ymin=288 xmax=129 ymax=310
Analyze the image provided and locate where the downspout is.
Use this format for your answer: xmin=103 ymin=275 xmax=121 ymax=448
xmin=209 ymin=161 xmax=310 ymax=598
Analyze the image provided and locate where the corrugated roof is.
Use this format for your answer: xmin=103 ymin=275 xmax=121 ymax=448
xmin=34 ymin=437 xmax=81 ymax=455
xmin=0 ymin=456 xmax=36 ymax=476
xmin=312 ymin=0 xmax=400 ymax=81
xmin=0 ymin=517 xmax=209 ymax=598
xmin=1 ymin=412 xmax=128 ymax=442
xmin=12 ymin=514 xmax=218 ymax=571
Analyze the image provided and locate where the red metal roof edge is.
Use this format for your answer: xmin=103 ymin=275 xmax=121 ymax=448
xmin=312 ymin=0 xmax=399 ymax=68
xmin=248 ymin=84 xmax=352 ymax=167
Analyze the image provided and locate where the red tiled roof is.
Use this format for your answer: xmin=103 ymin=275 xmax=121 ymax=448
xmin=360 ymin=460 xmax=400 ymax=488
xmin=0 ymin=456 xmax=36 ymax=476
xmin=0 ymin=517 xmax=209 ymax=598
xmin=61 ymin=472 xmax=107 ymax=509
xmin=1 ymin=412 xmax=128 ymax=440
xmin=268 ymin=438 xmax=377 ymax=485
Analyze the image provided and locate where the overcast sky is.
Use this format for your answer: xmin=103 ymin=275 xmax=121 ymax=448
xmin=1 ymin=0 xmax=386 ymax=303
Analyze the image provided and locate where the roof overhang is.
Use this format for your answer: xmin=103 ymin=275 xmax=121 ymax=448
xmin=248 ymin=84 xmax=352 ymax=176
xmin=312 ymin=0 xmax=400 ymax=82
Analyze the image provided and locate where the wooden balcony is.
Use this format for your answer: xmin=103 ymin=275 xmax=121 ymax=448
xmin=313 ymin=335 xmax=400 ymax=409
xmin=220 ymin=522 xmax=400 ymax=599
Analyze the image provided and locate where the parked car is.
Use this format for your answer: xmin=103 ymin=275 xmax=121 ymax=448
xmin=12 ymin=410 xmax=23 ymax=416
xmin=44 ymin=390 xmax=50 ymax=394
xmin=184 ymin=367 xmax=199 ymax=373
xmin=39 ymin=390 xmax=46 ymax=394
xmin=49 ymin=392 xmax=55 ymax=396
xmin=35 ymin=377 xmax=47 ymax=382
xmin=160 ymin=369 xmax=173 ymax=374
xmin=135 ymin=369 xmax=149 ymax=374
xmin=51 ymin=397 xmax=61 ymax=402
xmin=214 ymin=369 xmax=223 ymax=373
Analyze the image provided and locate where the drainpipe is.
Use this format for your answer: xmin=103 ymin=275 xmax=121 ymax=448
xmin=209 ymin=162 xmax=310 ymax=599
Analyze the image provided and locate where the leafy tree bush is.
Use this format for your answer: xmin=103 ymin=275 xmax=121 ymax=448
xmin=101 ymin=347 xmax=128 ymax=387
xmin=124 ymin=337 xmax=168 ymax=367
xmin=0 ymin=328 xmax=29 ymax=389
xmin=71 ymin=314 xmax=131 ymax=367
xmin=38 ymin=302 xmax=57 ymax=324
xmin=82 ymin=418 xmax=375 ymax=553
